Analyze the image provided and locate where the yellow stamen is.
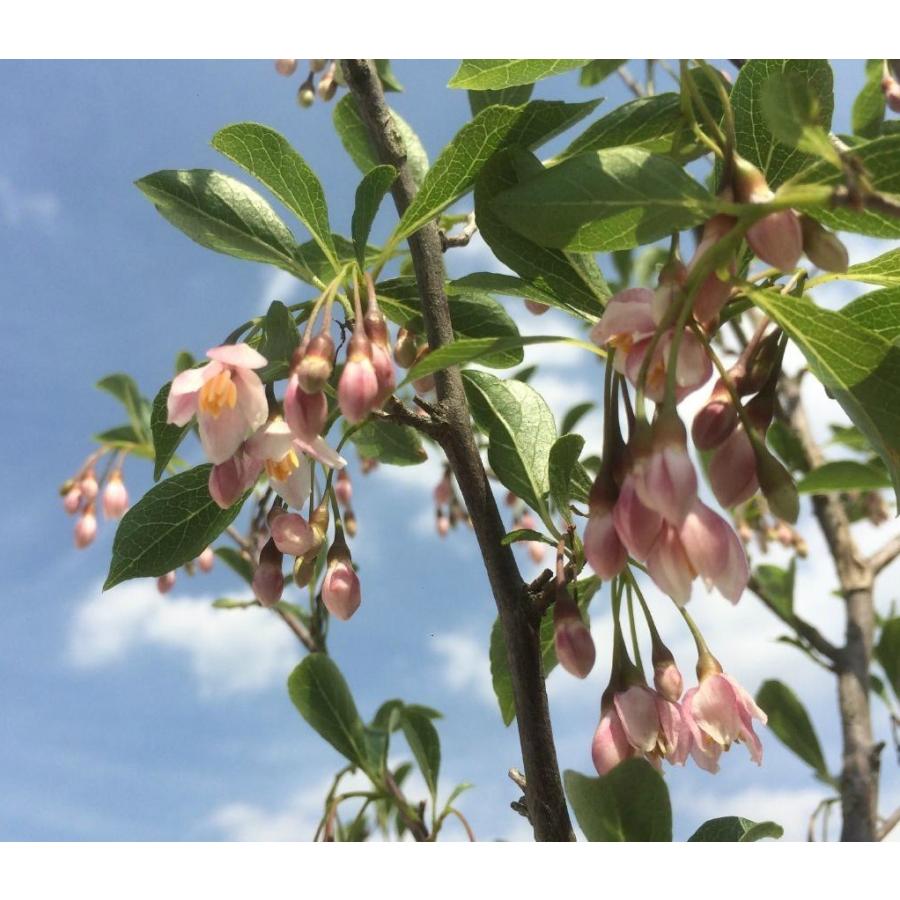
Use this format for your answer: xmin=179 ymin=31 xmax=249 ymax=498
xmin=265 ymin=449 xmax=299 ymax=482
xmin=198 ymin=370 xmax=238 ymax=418
xmin=609 ymin=334 xmax=634 ymax=354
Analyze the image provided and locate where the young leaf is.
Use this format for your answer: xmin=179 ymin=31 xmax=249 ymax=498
xmin=756 ymin=679 xmax=830 ymax=778
xmin=395 ymin=99 xmax=602 ymax=241
xmin=348 ymin=419 xmax=427 ymax=466
xmin=135 ymin=169 xmax=299 ymax=273
xmin=462 ymin=371 xmax=556 ymax=514
xmin=104 ymin=464 xmax=247 ymax=589
xmin=564 ymin=762 xmax=672 ymax=842
xmin=797 ymin=460 xmax=891 ymax=493
xmin=259 ymin=300 xmax=299 ymax=380
xmin=449 ymin=59 xmax=590 ymax=90
xmin=150 ymin=381 xmax=190 ymax=481
xmin=851 ymin=60 xmax=886 ymax=140
xmin=560 ymin=401 xmax=595 ymax=435
xmin=212 ymin=123 xmax=338 ymax=270
xmin=400 ymin=708 xmax=441 ymax=801
xmin=579 ymin=60 xmax=627 ymax=86
xmin=468 ymin=84 xmax=532 ymax=116
xmin=688 ymin=816 xmax=784 ymax=842
xmin=837 ymin=251 xmax=900 ymax=288
xmin=96 ymin=374 xmax=151 ymax=442
xmin=450 ymin=272 xmax=560 ymax=309
xmin=287 ymin=654 xmax=371 ymax=772
xmin=474 ymin=148 xmax=608 ymax=321
xmin=351 ymin=165 xmax=396 ymax=268
xmin=731 ymin=59 xmax=835 ymax=188
xmin=841 ymin=287 xmax=900 ymax=338
xmin=332 ymin=95 xmax=429 ymax=188
xmin=752 ymin=560 xmax=795 ymax=620
xmin=489 ymin=146 xmax=713 ymax=252
xmin=876 ymin=617 xmax=900 ymax=699
xmin=548 ymin=433 xmax=585 ymax=526
xmin=747 ymin=287 xmax=900 ymax=503
xmin=374 ymin=59 xmax=403 ymax=92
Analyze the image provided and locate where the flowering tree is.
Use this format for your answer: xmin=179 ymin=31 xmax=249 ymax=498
xmin=62 ymin=59 xmax=900 ymax=842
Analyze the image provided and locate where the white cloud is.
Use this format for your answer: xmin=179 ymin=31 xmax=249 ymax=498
xmin=430 ymin=632 xmax=496 ymax=708
xmin=256 ymin=267 xmax=308 ymax=314
xmin=67 ymin=580 xmax=297 ymax=698
xmin=0 ymin=176 xmax=60 ymax=229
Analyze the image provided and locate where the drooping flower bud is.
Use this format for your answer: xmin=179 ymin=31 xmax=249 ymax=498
xmin=310 ymin=59 xmax=327 ymax=73
xmin=434 ymin=473 xmax=452 ymax=507
xmin=80 ymin=471 xmax=99 ymax=502
xmin=74 ymin=507 xmax=97 ymax=549
xmin=102 ymin=471 xmax=129 ymax=520
xmin=295 ymin=333 xmax=335 ymax=395
xmin=284 ymin=375 xmax=328 ymax=445
xmin=270 ymin=511 xmax=317 ymax=557
xmin=553 ymin=585 xmax=596 ymax=679
xmin=584 ymin=470 xmax=628 ymax=580
xmin=253 ymin=538 xmax=284 ymax=608
xmin=611 ymin=474 xmax=662 ymax=562
xmin=369 ymin=343 xmax=396 ymax=409
xmin=393 ymin=328 xmax=419 ymax=369
xmin=646 ymin=522 xmax=695 ymax=607
xmin=275 ymin=59 xmax=298 ymax=76
xmin=297 ymin=81 xmax=315 ymax=108
xmin=882 ymin=75 xmax=900 ymax=113
xmin=799 ymin=215 xmax=849 ymax=273
xmin=436 ymin=513 xmax=450 ymax=537
xmin=321 ymin=533 xmax=361 ymax=621
xmin=654 ymin=657 xmax=684 ymax=704
xmin=689 ymin=214 xmax=737 ymax=326
xmin=196 ymin=546 xmax=215 ymax=573
xmin=692 ymin=380 xmax=739 ymax=451
xmin=317 ymin=69 xmax=336 ymax=101
xmin=335 ymin=469 xmax=352 ymax=507
xmin=157 ymin=571 xmax=176 ymax=594
xmin=708 ymin=426 xmax=759 ymax=509
xmin=679 ymin=499 xmax=750 ymax=604
xmin=63 ymin=485 xmax=83 ymax=515
xmin=411 ymin=345 xmax=436 ymax=394
xmin=524 ymin=298 xmax=549 ymax=316
xmin=338 ymin=332 xmax=379 ymax=424
xmin=344 ymin=509 xmax=358 ymax=538
xmin=208 ymin=448 xmax=262 ymax=509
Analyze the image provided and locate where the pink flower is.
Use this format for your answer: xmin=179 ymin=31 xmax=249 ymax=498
xmin=688 ymin=215 xmax=736 ymax=326
xmin=284 ymin=374 xmax=328 ymax=444
xmin=370 ymin=341 xmax=397 ymax=409
xmin=590 ymin=288 xmax=657 ymax=361
xmin=74 ymin=508 xmax=97 ymax=549
xmin=747 ymin=210 xmax=803 ymax=273
xmin=612 ymin=475 xmax=662 ymax=561
xmin=692 ymin=380 xmax=738 ymax=451
xmin=654 ymin=659 xmax=684 ymax=703
xmin=335 ymin=470 xmax=353 ymax=508
xmin=553 ymin=590 xmax=596 ymax=679
xmin=584 ymin=506 xmax=628 ymax=579
xmin=270 ymin=511 xmax=317 ymax=557
xmin=63 ymin=485 xmax=82 ymax=515
xmin=157 ymin=571 xmax=176 ymax=594
xmin=102 ymin=471 xmax=128 ymax=520
xmin=647 ymin=523 xmax=695 ymax=606
xmin=196 ymin=546 xmax=215 ymax=573
xmin=679 ymin=499 xmax=749 ymax=604
xmin=208 ymin=445 xmax=263 ymax=509
xmin=592 ymin=706 xmax=637 ymax=774
xmin=167 ymin=343 xmax=269 ymax=464
xmin=708 ymin=425 xmax=759 ymax=509
xmin=80 ymin=472 xmax=99 ymax=502
xmin=683 ymin=671 xmax=767 ymax=770
xmin=338 ymin=333 xmax=379 ymax=424
xmin=623 ymin=329 xmax=712 ymax=403
xmin=322 ymin=557 xmax=361 ymax=621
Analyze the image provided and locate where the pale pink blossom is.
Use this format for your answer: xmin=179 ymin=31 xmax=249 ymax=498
xmin=102 ymin=472 xmax=128 ymax=520
xmin=270 ymin=512 xmax=318 ymax=557
xmin=370 ymin=342 xmax=397 ymax=409
xmin=654 ymin=660 xmax=684 ymax=703
xmin=612 ymin=475 xmax=662 ymax=561
xmin=553 ymin=594 xmax=595 ymax=679
xmin=167 ymin=343 xmax=268 ymax=464
xmin=590 ymin=288 xmax=657 ymax=363
xmin=322 ymin=557 xmax=361 ymax=621
xmin=74 ymin=509 xmax=97 ymax=549
xmin=208 ymin=446 xmax=263 ymax=509
xmin=335 ymin=470 xmax=353 ymax=508
xmin=747 ymin=210 xmax=803 ymax=273
xmin=80 ymin=472 xmax=99 ymax=501
xmin=692 ymin=380 xmax=738 ymax=451
xmin=631 ymin=414 xmax=697 ymax=526
xmin=283 ymin=374 xmax=328 ymax=444
xmin=646 ymin=523 xmax=694 ymax=606
xmin=338 ymin=333 xmax=379 ymax=424
xmin=63 ymin=486 xmax=82 ymax=515
xmin=623 ymin=329 xmax=712 ymax=403
xmin=157 ymin=571 xmax=176 ymax=594
xmin=584 ymin=507 xmax=628 ymax=579
xmin=688 ymin=214 xmax=736 ymax=326
xmin=679 ymin=499 xmax=749 ymax=604
xmin=196 ymin=546 xmax=215 ymax=573
xmin=708 ymin=425 xmax=759 ymax=509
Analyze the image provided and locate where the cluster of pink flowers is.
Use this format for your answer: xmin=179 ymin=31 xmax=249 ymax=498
xmin=63 ymin=456 xmax=130 ymax=550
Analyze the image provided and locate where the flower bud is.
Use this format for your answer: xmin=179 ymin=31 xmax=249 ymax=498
xmin=253 ymin=539 xmax=284 ymax=607
xmin=292 ymin=552 xmax=318 ymax=588
xmin=297 ymin=84 xmax=315 ymax=107
xmin=653 ymin=658 xmax=684 ymax=703
xmin=370 ymin=342 xmax=397 ymax=409
xmin=393 ymin=328 xmax=419 ymax=369
xmin=102 ymin=471 xmax=129 ymax=520
xmin=883 ymin=75 xmax=900 ymax=113
xmin=275 ymin=59 xmax=297 ymax=76
xmin=434 ymin=473 xmax=452 ymax=507
xmin=284 ymin=375 xmax=328 ymax=444
xmin=335 ymin=469 xmax=352 ymax=507
xmin=708 ymin=426 xmax=759 ymax=508
xmin=270 ymin=511 xmax=317 ymax=556
xmin=524 ymin=299 xmax=549 ymax=316
xmin=74 ymin=508 xmax=97 ymax=549
xmin=527 ymin=539 xmax=546 ymax=565
xmin=411 ymin=345 xmax=436 ymax=394
xmin=80 ymin=471 xmax=99 ymax=501
xmin=800 ymin=216 xmax=849 ymax=273
xmin=296 ymin=333 xmax=335 ymax=395
xmin=317 ymin=72 xmax=336 ymax=101
xmin=156 ymin=571 xmax=176 ymax=594
xmin=310 ymin=59 xmax=327 ymax=73
xmin=612 ymin=475 xmax=662 ymax=562
xmin=747 ymin=210 xmax=803 ymax=272
xmin=338 ymin=333 xmax=379 ymax=424
xmin=436 ymin=513 xmax=450 ymax=537
xmin=196 ymin=546 xmax=215 ymax=573
xmin=208 ymin=450 xmax=261 ymax=509
xmin=553 ymin=587 xmax=596 ymax=679
xmin=63 ymin=485 xmax=82 ymax=515
xmin=689 ymin=214 xmax=737 ymax=326
xmin=322 ymin=537 xmax=361 ymax=621
xmin=344 ymin=509 xmax=358 ymax=538
xmin=753 ymin=442 xmax=799 ymax=524
xmin=692 ymin=380 xmax=738 ymax=451
xmin=646 ymin=523 xmax=695 ymax=607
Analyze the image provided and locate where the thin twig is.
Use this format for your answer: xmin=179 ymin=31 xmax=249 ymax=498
xmin=617 ymin=65 xmax=644 ymax=98
xmin=869 ymin=533 xmax=900 ymax=575
xmin=440 ymin=212 xmax=477 ymax=251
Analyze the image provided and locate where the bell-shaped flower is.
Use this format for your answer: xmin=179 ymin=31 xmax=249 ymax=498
xmin=553 ymin=587 xmax=596 ymax=679
xmin=253 ymin=538 xmax=284 ymax=608
xmin=646 ymin=523 xmax=695 ymax=606
xmin=284 ymin=374 xmax=328 ymax=444
xmin=708 ymin=425 xmax=759 ymax=508
xmin=590 ymin=288 xmax=657 ymax=371
xmin=74 ymin=507 xmax=97 ymax=549
xmin=692 ymin=379 xmax=738 ymax=451
xmin=623 ymin=329 xmax=712 ymax=403
xmin=196 ymin=546 xmax=215 ymax=573
xmin=208 ymin=444 xmax=263 ymax=509
xmin=688 ymin=214 xmax=736 ymax=326
xmin=679 ymin=499 xmax=749 ymax=604
xmin=167 ymin=343 xmax=269 ymax=464
xmin=269 ymin=511 xmax=318 ymax=557
xmin=102 ymin=471 xmax=128 ymax=520
xmin=322 ymin=555 xmax=361 ymax=621
xmin=612 ymin=475 xmax=662 ymax=562
xmin=338 ymin=332 xmax=379 ymax=424
xmin=156 ymin=571 xmax=176 ymax=594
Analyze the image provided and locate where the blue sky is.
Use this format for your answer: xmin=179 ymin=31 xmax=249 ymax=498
xmin=2 ymin=59 xmax=898 ymax=842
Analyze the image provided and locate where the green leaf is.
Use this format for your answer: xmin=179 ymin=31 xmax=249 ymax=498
xmin=564 ymin=762 xmax=672 ymax=842
xmin=374 ymin=59 xmax=403 ymax=92
xmin=688 ymin=816 xmax=784 ymax=842
xmin=731 ymin=59 xmax=834 ymax=188
xmin=135 ymin=169 xmax=299 ymax=273
xmin=839 ymin=251 xmax=900 ymax=288
xmin=548 ymin=434 xmax=585 ymax=526
xmin=400 ymin=709 xmax=441 ymax=801
xmin=348 ymin=418 xmax=427 ymax=466
xmin=797 ymin=460 xmax=891 ymax=493
xmin=150 ymin=381 xmax=190 ymax=481
xmin=448 ymin=59 xmax=590 ymax=90
xmin=104 ymin=465 xmax=247 ymax=589
xmin=333 ymin=95 xmax=429 ymax=188
xmin=561 ymin=401 xmax=595 ymax=435
xmin=747 ymin=286 xmax=900 ymax=503
xmin=462 ymin=371 xmax=556 ymax=514
xmin=489 ymin=618 xmax=516 ymax=726
xmin=852 ymin=60 xmax=886 ymax=140
xmin=474 ymin=148 xmax=608 ymax=322
xmin=500 ymin=527 xmax=548 ymax=547
xmin=351 ymin=165 xmax=396 ymax=268
xmin=829 ymin=424 xmax=871 ymax=454
xmin=96 ymin=374 xmax=150 ymax=442
xmin=768 ymin=419 xmax=809 ymax=473
xmin=756 ymin=679 xmax=829 ymax=778
xmin=259 ymin=300 xmax=299 ymax=380
xmin=753 ymin=560 xmax=795 ymax=620
xmin=876 ymin=617 xmax=900 ymax=699
xmin=579 ymin=60 xmax=626 ymax=87
xmin=469 ymin=85 xmax=532 ymax=117
xmin=214 ymin=546 xmax=253 ymax=584
xmin=93 ymin=424 xmax=147 ymax=451
xmin=395 ymin=99 xmax=602 ymax=241
xmin=797 ymin=135 xmax=900 ymax=238
xmin=490 ymin=146 xmax=713 ymax=252
xmin=294 ymin=233 xmax=382 ymax=285
xmin=287 ymin=654 xmax=371 ymax=771
xmin=842 ymin=287 xmax=900 ymax=338
xmin=450 ymin=272 xmax=560 ymax=309
xmin=376 ymin=278 xmax=525 ymax=367
xmin=212 ymin=123 xmax=337 ymax=269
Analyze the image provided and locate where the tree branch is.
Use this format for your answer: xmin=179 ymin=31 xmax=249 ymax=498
xmin=868 ymin=533 xmax=900 ymax=575
xmin=878 ymin=805 xmax=900 ymax=841
xmin=440 ymin=212 xmax=477 ymax=251
xmin=342 ymin=59 xmax=574 ymax=842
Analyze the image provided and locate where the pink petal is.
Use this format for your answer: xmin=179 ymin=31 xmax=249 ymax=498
xmin=272 ymin=457 xmax=313 ymax=508
xmin=583 ymin=509 xmax=628 ymax=579
xmin=592 ymin=710 xmax=635 ymax=775
xmin=691 ymin=674 xmax=743 ymax=747
xmin=167 ymin=363 xmax=212 ymax=426
xmin=246 ymin=418 xmax=294 ymax=463
xmin=206 ymin=342 xmax=267 ymax=369
xmin=647 ymin=524 xmax=694 ymax=606
xmin=295 ymin=436 xmax=347 ymax=470
xmin=612 ymin=476 xmax=662 ymax=561
xmin=232 ymin=366 xmax=269 ymax=435
xmin=614 ymin=685 xmax=662 ymax=753
xmin=198 ymin=405 xmax=251 ymax=464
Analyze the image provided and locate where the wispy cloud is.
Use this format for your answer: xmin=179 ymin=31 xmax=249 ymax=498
xmin=256 ymin=267 xmax=308 ymax=315
xmin=67 ymin=580 xmax=297 ymax=698
xmin=0 ymin=176 xmax=60 ymax=230
xmin=430 ymin=631 xmax=496 ymax=708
